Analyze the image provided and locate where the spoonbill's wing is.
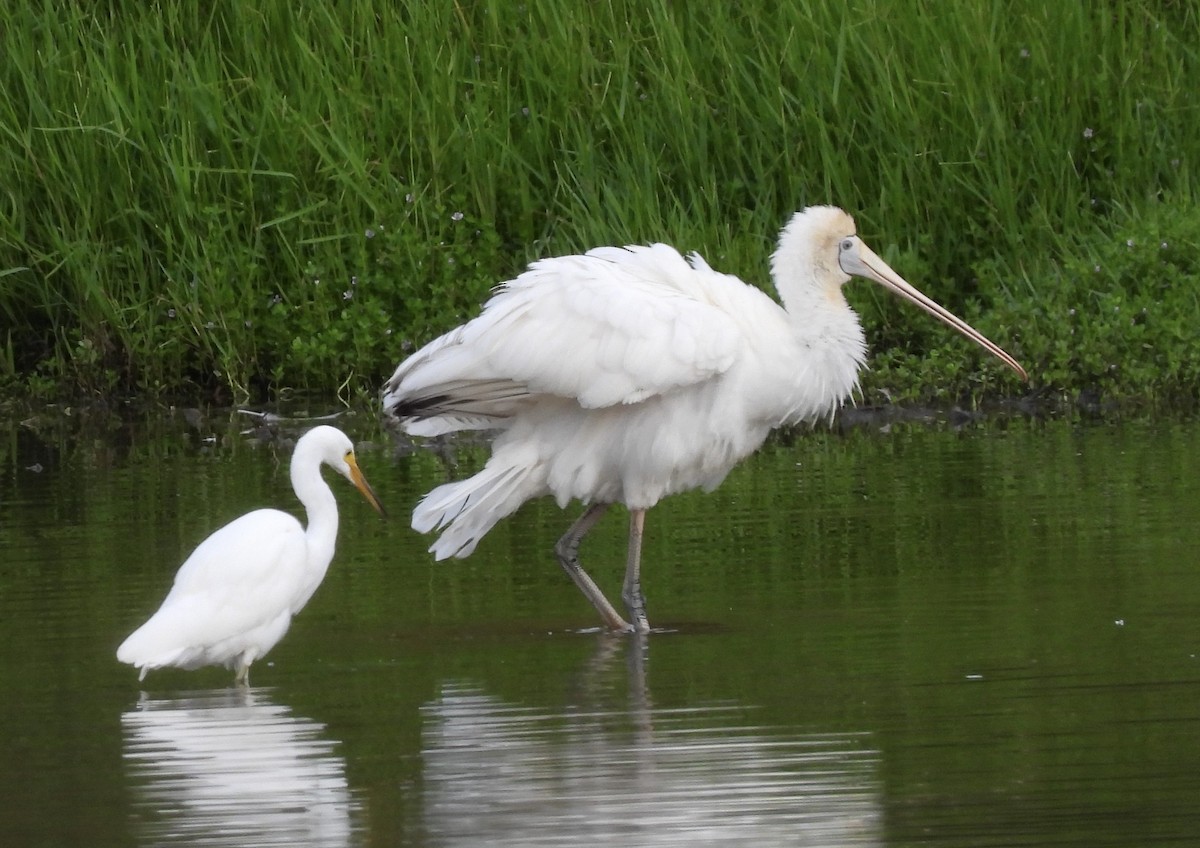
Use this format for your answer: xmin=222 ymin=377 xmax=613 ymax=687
xmin=384 ymin=243 xmax=745 ymax=434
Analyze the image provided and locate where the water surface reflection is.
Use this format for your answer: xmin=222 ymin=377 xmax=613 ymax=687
xmin=122 ymin=688 xmax=361 ymax=848
xmin=417 ymin=637 xmax=882 ymax=847
xmin=7 ymin=413 xmax=1200 ymax=847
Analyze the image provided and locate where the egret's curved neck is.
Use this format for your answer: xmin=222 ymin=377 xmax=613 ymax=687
xmin=291 ymin=445 xmax=339 ymax=566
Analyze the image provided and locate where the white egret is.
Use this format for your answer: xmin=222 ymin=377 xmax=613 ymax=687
xmin=382 ymin=206 xmax=1026 ymax=633
xmin=116 ymin=425 xmax=385 ymax=684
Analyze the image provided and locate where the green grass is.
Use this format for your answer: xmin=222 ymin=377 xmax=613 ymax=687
xmin=2 ymin=1 xmax=1199 ymax=403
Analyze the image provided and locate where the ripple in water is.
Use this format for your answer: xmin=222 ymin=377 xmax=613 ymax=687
xmin=121 ymin=688 xmax=360 ymax=848
xmin=418 ymin=681 xmax=883 ymax=847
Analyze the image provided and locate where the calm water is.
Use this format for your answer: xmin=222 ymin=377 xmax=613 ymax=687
xmin=2 ymin=407 xmax=1200 ymax=846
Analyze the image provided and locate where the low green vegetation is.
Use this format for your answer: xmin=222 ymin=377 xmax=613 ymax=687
xmin=2 ymin=1 xmax=1198 ymax=405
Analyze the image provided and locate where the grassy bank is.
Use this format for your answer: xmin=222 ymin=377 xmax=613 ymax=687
xmin=2 ymin=1 xmax=1199 ymax=404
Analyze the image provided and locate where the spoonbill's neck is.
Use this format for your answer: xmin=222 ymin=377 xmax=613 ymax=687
xmin=768 ymin=266 xmax=868 ymax=423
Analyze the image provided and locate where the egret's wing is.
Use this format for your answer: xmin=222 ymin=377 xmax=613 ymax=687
xmin=117 ymin=510 xmax=307 ymax=668
xmin=383 ymin=244 xmax=743 ymax=433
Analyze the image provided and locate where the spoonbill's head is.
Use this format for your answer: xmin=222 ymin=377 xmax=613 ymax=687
xmin=778 ymin=206 xmax=1027 ymax=381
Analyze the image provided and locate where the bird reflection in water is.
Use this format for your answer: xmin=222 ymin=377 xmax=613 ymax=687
xmin=121 ymin=688 xmax=360 ymax=848
xmin=416 ymin=634 xmax=884 ymax=847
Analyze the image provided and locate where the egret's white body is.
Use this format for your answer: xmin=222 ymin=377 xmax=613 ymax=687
xmin=117 ymin=425 xmax=384 ymax=684
xmin=382 ymin=206 xmax=1025 ymax=632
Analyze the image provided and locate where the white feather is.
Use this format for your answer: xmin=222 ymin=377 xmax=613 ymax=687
xmin=383 ymin=206 xmax=1023 ymax=589
xmin=116 ymin=510 xmax=307 ymax=674
xmin=116 ymin=425 xmax=383 ymax=682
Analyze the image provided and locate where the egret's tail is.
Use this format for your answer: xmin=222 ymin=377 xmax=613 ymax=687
xmin=116 ymin=620 xmax=188 ymax=681
xmin=414 ymin=459 xmax=539 ymax=559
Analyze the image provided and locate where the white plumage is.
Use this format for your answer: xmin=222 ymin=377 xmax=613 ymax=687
xmin=116 ymin=425 xmax=384 ymax=684
xmin=383 ymin=206 xmax=1025 ymax=632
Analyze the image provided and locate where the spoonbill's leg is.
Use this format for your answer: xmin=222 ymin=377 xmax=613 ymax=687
xmin=622 ymin=509 xmax=649 ymax=633
xmin=555 ymin=503 xmax=632 ymax=632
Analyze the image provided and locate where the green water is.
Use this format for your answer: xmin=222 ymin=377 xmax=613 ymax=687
xmin=2 ymin=409 xmax=1199 ymax=846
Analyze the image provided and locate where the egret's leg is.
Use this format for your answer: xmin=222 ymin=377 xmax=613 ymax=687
xmin=235 ymin=657 xmax=252 ymax=687
xmin=555 ymin=503 xmax=632 ymax=632
xmin=621 ymin=509 xmax=650 ymax=633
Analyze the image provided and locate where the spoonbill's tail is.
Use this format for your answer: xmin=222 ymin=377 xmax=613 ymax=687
xmin=414 ymin=459 xmax=540 ymax=559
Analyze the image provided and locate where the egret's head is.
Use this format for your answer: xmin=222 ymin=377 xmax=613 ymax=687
xmin=301 ymin=425 xmax=386 ymax=516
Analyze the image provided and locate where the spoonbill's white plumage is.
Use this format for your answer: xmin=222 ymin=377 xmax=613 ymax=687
xmin=382 ymin=206 xmax=1026 ymax=632
xmin=116 ymin=425 xmax=384 ymax=684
